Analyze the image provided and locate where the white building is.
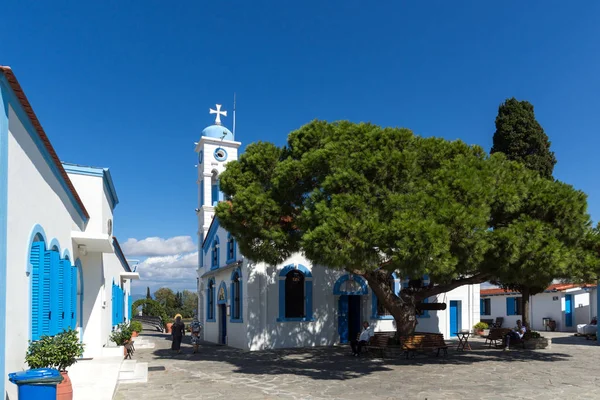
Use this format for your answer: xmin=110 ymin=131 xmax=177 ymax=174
xmin=0 ymin=66 xmax=138 ymax=399
xmin=195 ymin=107 xmax=480 ymax=350
xmin=480 ymin=283 xmax=597 ymax=332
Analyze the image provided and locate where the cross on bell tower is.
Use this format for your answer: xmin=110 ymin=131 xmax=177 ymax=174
xmin=209 ymin=104 xmax=227 ymax=125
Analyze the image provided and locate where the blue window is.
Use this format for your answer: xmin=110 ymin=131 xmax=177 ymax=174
xmin=30 ymin=241 xmax=45 ymax=341
xmin=480 ymin=298 xmax=491 ymax=316
xmin=112 ymin=281 xmax=124 ymax=326
xmin=211 ymin=238 xmax=220 ymax=269
xmin=226 ymin=234 xmax=235 ymax=263
xmin=230 ymin=268 xmax=243 ymax=323
xmin=506 ymin=297 xmax=522 ymax=316
xmin=49 ymin=249 xmax=60 ymax=335
xmin=371 ymin=273 xmax=399 ymax=320
xmin=206 ymin=279 xmax=216 ymax=322
xmin=277 ymin=264 xmax=313 ymax=322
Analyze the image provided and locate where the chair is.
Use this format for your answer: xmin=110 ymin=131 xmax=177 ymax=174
xmin=491 ymin=317 xmax=503 ymax=329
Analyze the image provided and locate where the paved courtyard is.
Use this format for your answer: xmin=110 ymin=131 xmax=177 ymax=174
xmin=114 ymin=331 xmax=600 ymax=400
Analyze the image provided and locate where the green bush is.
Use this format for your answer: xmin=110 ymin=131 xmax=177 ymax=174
xmin=129 ymin=320 xmax=143 ymax=333
xmin=524 ymin=331 xmax=541 ymax=339
xmin=473 ymin=322 xmax=489 ymax=330
xmin=110 ymin=323 xmax=133 ymax=346
xmin=26 ymin=329 xmax=85 ymax=372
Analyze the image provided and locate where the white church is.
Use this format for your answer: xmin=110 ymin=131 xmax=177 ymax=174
xmin=196 ymin=105 xmax=480 ymax=350
xmin=0 ymin=66 xmax=138 ymax=399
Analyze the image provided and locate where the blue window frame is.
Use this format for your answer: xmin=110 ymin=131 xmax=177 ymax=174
xmin=371 ymin=273 xmax=400 ymax=320
xmin=211 ymin=238 xmax=220 ymax=270
xmin=230 ymin=268 xmax=243 ymax=323
xmin=277 ymin=264 xmax=313 ymax=322
xmin=507 ymin=297 xmax=521 ymax=316
xmin=226 ymin=234 xmax=236 ymax=264
xmin=206 ymin=278 xmax=216 ymax=322
xmin=480 ymin=298 xmax=491 ymax=316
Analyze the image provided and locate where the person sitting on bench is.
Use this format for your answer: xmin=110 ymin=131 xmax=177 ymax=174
xmin=351 ymin=321 xmax=373 ymax=357
xmin=504 ymin=319 xmax=526 ymax=350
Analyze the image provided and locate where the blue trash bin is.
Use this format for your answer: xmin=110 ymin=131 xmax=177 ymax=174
xmin=8 ymin=368 xmax=63 ymax=399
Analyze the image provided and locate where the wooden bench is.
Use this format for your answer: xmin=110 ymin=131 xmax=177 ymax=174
xmin=358 ymin=332 xmax=391 ymax=356
xmin=402 ymin=333 xmax=448 ymax=358
xmin=484 ymin=328 xmax=510 ymax=348
xmin=124 ymin=339 xmax=135 ymax=359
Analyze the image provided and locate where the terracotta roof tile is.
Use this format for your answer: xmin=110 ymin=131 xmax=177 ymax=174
xmin=481 ymin=283 xmax=595 ymax=296
xmin=0 ymin=66 xmax=89 ymax=219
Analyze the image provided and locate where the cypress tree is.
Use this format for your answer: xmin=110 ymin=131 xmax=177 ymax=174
xmin=491 ymin=97 xmax=556 ymax=178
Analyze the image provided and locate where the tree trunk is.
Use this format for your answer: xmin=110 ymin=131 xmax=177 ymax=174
xmin=364 ymin=270 xmax=418 ymax=336
xmin=521 ymin=287 xmax=530 ymax=328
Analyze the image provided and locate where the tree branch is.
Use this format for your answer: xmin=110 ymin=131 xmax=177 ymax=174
xmin=419 ymin=274 xmax=490 ymax=300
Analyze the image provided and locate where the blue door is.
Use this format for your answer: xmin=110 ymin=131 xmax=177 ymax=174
xmin=450 ymin=300 xmax=460 ymax=337
xmin=565 ymin=294 xmax=573 ymax=327
xmin=338 ymin=295 xmax=349 ymax=343
xmin=220 ymin=304 xmax=227 ymax=344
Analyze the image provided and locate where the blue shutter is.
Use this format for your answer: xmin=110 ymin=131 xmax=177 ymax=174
xmin=30 ymin=242 xmax=44 ymax=341
xmin=212 ymin=183 xmax=218 ymax=206
xmin=480 ymin=299 xmax=484 ymax=315
xmin=506 ymin=297 xmax=515 ymax=316
xmin=60 ymin=259 xmax=70 ymax=333
xmin=71 ymin=266 xmax=77 ymax=329
xmin=49 ymin=251 xmax=60 ymax=335
xmin=42 ymin=251 xmax=52 ymax=336
xmin=200 ymin=184 xmax=204 ymax=206
xmin=111 ymin=283 xmax=116 ymax=326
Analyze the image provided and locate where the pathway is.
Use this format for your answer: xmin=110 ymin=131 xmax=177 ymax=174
xmin=114 ymin=332 xmax=600 ymax=400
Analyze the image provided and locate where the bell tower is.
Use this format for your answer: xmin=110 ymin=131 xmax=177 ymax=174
xmin=195 ymin=104 xmax=241 ymax=242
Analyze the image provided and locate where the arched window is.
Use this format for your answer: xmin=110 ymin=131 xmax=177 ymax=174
xmin=206 ymin=279 xmax=215 ymax=322
xmin=226 ymin=234 xmax=235 ymax=263
xmin=277 ymin=264 xmax=313 ymax=322
xmin=230 ymin=268 xmax=242 ymax=322
xmin=211 ymin=238 xmax=219 ymax=270
xmin=211 ymin=170 xmax=221 ymax=206
xmin=371 ymin=273 xmax=399 ymax=320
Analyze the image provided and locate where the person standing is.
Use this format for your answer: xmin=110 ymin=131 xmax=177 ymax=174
xmin=190 ymin=317 xmax=202 ymax=353
xmin=171 ymin=315 xmax=186 ymax=354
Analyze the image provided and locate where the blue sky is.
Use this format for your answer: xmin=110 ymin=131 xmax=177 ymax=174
xmin=3 ymin=1 xmax=600 ymax=294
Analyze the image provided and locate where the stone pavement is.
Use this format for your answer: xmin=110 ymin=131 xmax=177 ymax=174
xmin=114 ymin=332 xmax=600 ymax=400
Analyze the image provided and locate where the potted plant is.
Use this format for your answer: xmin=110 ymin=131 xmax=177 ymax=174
xmin=129 ymin=320 xmax=143 ymax=338
xmin=473 ymin=321 xmax=489 ymax=335
xmin=25 ymin=328 xmax=85 ymax=400
xmin=110 ymin=323 xmax=133 ymax=355
xmin=523 ymin=330 xmax=549 ymax=349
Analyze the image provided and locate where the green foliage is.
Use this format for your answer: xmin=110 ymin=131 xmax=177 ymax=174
xmin=473 ymin=322 xmax=488 ymax=330
xmin=216 ymin=120 xmax=596 ymax=288
xmin=26 ymin=329 xmax=84 ymax=372
xmin=131 ymin=298 xmax=169 ymax=327
xmin=491 ymin=97 xmax=556 ymax=179
xmin=109 ymin=323 xmax=133 ymax=346
xmin=129 ymin=320 xmax=143 ymax=333
xmin=524 ymin=331 xmax=541 ymax=339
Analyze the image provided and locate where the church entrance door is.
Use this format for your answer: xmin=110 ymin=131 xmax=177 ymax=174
xmin=338 ymin=295 xmax=361 ymax=344
xmin=219 ymin=304 xmax=227 ymax=344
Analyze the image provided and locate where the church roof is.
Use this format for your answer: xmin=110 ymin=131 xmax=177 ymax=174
xmin=0 ymin=66 xmax=90 ymax=220
xmin=202 ymin=124 xmax=234 ymax=141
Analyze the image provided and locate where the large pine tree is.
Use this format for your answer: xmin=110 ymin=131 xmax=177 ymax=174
xmin=491 ymin=97 xmax=556 ymax=179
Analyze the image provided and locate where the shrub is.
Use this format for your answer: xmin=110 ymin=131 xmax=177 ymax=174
xmin=129 ymin=320 xmax=143 ymax=333
xmin=473 ymin=322 xmax=489 ymax=330
xmin=110 ymin=323 xmax=133 ymax=346
xmin=26 ymin=329 xmax=85 ymax=372
xmin=524 ymin=331 xmax=541 ymax=339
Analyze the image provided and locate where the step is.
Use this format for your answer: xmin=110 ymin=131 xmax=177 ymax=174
xmin=102 ymin=346 xmax=124 ymax=358
xmin=118 ymin=362 xmax=148 ymax=384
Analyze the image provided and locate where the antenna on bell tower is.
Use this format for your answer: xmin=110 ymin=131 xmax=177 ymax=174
xmin=233 ymin=93 xmax=236 ymax=140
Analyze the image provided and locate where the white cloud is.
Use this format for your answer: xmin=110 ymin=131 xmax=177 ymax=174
xmin=131 ymin=251 xmax=198 ymax=295
xmin=122 ymin=236 xmax=196 ymax=257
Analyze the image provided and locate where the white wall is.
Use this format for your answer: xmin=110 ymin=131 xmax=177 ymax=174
xmin=5 ymin=105 xmax=85 ymax=399
xmin=199 ymin=224 xmax=481 ymax=349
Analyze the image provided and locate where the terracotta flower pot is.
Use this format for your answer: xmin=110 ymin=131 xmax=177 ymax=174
xmin=166 ymin=323 xmax=173 ymax=334
xmin=131 ymin=331 xmax=138 ymax=338
xmin=57 ymin=371 xmax=73 ymax=400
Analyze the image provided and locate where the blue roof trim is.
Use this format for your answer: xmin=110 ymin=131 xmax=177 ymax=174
xmin=112 ymin=237 xmax=132 ymax=272
xmin=62 ymin=163 xmax=119 ymax=209
xmin=0 ymin=76 xmax=89 ymax=225
xmin=203 ymin=217 xmax=220 ymax=254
